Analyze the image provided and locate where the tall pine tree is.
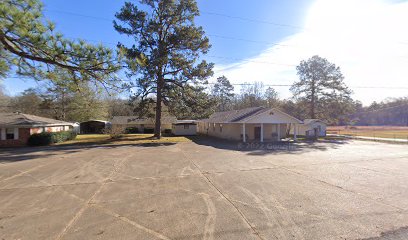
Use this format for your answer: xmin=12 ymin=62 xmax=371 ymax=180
xmin=212 ymin=76 xmax=234 ymax=111
xmin=114 ymin=0 xmax=213 ymax=138
xmin=291 ymin=55 xmax=352 ymax=119
xmin=0 ymin=0 xmax=120 ymax=88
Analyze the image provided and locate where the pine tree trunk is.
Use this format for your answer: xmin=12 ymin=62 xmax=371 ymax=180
xmin=154 ymin=75 xmax=163 ymax=139
xmin=311 ymin=79 xmax=316 ymax=119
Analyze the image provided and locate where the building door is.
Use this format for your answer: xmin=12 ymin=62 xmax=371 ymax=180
xmin=254 ymin=127 xmax=261 ymax=141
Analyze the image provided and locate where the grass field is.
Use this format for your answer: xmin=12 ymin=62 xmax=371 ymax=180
xmin=58 ymin=134 xmax=191 ymax=146
xmin=327 ymin=126 xmax=408 ymax=140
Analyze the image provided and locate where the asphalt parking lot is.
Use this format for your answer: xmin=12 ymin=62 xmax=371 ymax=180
xmin=1 ymin=138 xmax=408 ymax=240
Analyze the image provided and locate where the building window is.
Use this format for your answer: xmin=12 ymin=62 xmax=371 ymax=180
xmin=184 ymin=124 xmax=189 ymax=129
xmin=219 ymin=124 xmax=223 ymax=132
xmin=6 ymin=128 xmax=15 ymax=140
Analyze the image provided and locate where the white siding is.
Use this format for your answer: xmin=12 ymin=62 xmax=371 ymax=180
xmin=172 ymin=124 xmax=197 ymax=136
xmin=245 ymin=109 xmax=301 ymax=124
xmin=290 ymin=122 xmax=326 ymax=137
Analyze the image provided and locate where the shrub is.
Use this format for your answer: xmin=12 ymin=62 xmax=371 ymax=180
xmin=27 ymin=131 xmax=77 ymax=146
xmin=103 ymin=126 xmax=124 ymax=139
xmin=125 ymin=127 xmax=139 ymax=134
xmin=27 ymin=132 xmax=53 ymax=146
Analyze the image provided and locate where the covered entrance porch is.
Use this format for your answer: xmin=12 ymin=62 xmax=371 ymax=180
xmin=241 ymin=123 xmax=298 ymax=142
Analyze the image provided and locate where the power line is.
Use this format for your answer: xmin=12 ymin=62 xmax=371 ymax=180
xmin=44 ymin=9 xmax=305 ymax=30
xmin=7 ymin=74 xmax=408 ymax=90
xmin=207 ymin=34 xmax=291 ymax=47
xmin=44 ymin=9 xmax=294 ymax=47
xmin=201 ymin=11 xmax=305 ymax=30
xmin=208 ymin=55 xmax=296 ymax=67
xmin=44 ymin=9 xmax=112 ymax=22
xmin=43 ymin=8 xmax=408 ymax=49
xmin=206 ymin=82 xmax=408 ymax=90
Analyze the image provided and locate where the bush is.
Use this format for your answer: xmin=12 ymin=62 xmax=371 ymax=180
xmin=27 ymin=132 xmax=53 ymax=146
xmin=27 ymin=131 xmax=77 ymax=146
xmin=103 ymin=126 xmax=124 ymax=139
xmin=125 ymin=127 xmax=139 ymax=134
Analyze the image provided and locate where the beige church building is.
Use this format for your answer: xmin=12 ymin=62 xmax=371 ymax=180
xmin=197 ymin=107 xmax=302 ymax=142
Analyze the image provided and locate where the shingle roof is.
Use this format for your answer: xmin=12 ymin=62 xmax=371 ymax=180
xmin=111 ymin=116 xmax=177 ymax=125
xmin=203 ymin=107 xmax=268 ymax=123
xmin=303 ymin=119 xmax=327 ymax=125
xmin=0 ymin=112 xmax=73 ymax=126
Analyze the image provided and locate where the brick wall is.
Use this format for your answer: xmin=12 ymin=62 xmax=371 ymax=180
xmin=0 ymin=128 xmax=31 ymax=147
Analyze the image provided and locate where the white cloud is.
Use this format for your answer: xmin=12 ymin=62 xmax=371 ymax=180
xmin=213 ymin=0 xmax=408 ymax=105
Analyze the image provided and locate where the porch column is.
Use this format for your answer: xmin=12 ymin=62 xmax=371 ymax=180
xmin=14 ymin=128 xmax=19 ymax=140
xmin=294 ymin=124 xmax=297 ymax=141
xmin=0 ymin=128 xmax=5 ymax=140
xmin=242 ymin=123 xmax=246 ymax=142
xmin=260 ymin=123 xmax=264 ymax=142
xmin=277 ymin=123 xmax=281 ymax=141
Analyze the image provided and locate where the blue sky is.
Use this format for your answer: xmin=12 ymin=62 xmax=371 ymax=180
xmin=3 ymin=0 xmax=408 ymax=105
xmin=2 ymin=0 xmax=312 ymax=94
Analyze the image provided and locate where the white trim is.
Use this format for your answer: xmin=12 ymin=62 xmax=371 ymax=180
xmin=272 ymin=108 xmax=302 ymax=123
xmin=240 ymin=108 xmax=302 ymax=124
xmin=0 ymin=123 xmax=73 ymax=128
xmin=277 ymin=123 xmax=281 ymax=140
xmin=260 ymin=123 xmax=264 ymax=142
xmin=13 ymin=128 xmax=19 ymax=140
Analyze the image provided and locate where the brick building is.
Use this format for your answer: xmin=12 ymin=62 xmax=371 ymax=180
xmin=0 ymin=112 xmax=74 ymax=147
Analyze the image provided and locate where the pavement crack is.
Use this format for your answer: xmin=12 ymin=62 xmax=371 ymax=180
xmin=279 ymin=166 xmax=406 ymax=212
xmin=53 ymin=154 xmax=131 ymax=240
xmin=180 ymin=149 xmax=265 ymax=240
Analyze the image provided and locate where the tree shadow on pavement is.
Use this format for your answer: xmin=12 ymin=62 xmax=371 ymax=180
xmin=0 ymin=142 xmax=177 ymax=164
xmin=186 ymin=135 xmax=350 ymax=156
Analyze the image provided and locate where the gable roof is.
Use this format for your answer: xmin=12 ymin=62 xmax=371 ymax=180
xmin=111 ymin=116 xmax=177 ymax=125
xmin=0 ymin=112 xmax=73 ymax=127
xmin=201 ymin=107 xmax=264 ymax=123
xmin=203 ymin=107 xmax=301 ymax=124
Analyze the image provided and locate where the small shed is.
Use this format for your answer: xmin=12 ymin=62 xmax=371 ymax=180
xmin=293 ymin=119 xmax=327 ymax=138
xmin=172 ymin=120 xmax=197 ymax=136
xmin=72 ymin=122 xmax=80 ymax=134
xmin=80 ymin=120 xmax=109 ymax=134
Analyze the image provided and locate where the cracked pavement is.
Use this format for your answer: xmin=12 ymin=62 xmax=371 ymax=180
xmin=1 ymin=139 xmax=408 ymax=239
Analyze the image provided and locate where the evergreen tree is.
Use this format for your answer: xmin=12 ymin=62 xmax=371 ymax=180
xmin=166 ymin=85 xmax=217 ymax=119
xmin=114 ymin=0 xmax=213 ymax=138
xmin=264 ymin=87 xmax=279 ymax=108
xmin=291 ymin=55 xmax=352 ymax=119
xmin=0 ymin=0 xmax=120 ymax=87
xmin=212 ymin=76 xmax=234 ymax=111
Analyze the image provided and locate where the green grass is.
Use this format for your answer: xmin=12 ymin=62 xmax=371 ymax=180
xmin=57 ymin=134 xmax=191 ymax=146
xmin=327 ymin=130 xmax=408 ymax=139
